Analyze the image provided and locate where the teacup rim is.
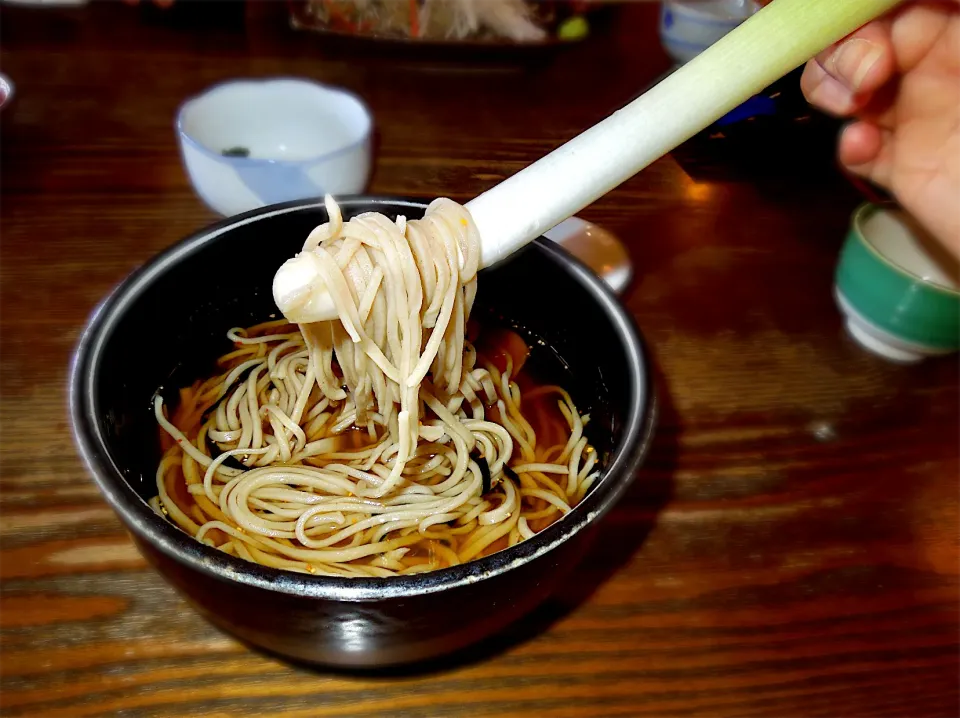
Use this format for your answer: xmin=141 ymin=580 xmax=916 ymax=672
xmin=175 ymin=76 xmax=373 ymax=168
xmin=851 ymin=202 xmax=960 ymax=298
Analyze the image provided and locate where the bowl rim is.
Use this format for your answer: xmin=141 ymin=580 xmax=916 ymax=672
xmin=851 ymin=202 xmax=960 ymax=298
xmin=176 ymin=77 xmax=373 ymax=168
xmin=69 ymin=196 xmax=655 ymax=601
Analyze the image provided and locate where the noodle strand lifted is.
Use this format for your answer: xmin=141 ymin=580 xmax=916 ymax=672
xmin=153 ymin=198 xmax=600 ymax=576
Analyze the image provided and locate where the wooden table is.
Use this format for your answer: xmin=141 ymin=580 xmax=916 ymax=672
xmin=2 ymin=4 xmax=958 ymax=716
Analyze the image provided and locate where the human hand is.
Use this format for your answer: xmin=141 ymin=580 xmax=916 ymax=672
xmin=801 ymin=1 xmax=959 ymax=256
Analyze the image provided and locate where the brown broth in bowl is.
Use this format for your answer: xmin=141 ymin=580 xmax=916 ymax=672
xmin=153 ymin=319 xmax=600 ymax=575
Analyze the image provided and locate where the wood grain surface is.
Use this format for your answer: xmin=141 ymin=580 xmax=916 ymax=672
xmin=1 ymin=3 xmax=958 ymax=717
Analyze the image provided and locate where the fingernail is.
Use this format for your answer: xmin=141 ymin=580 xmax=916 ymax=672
xmin=831 ymin=39 xmax=883 ymax=92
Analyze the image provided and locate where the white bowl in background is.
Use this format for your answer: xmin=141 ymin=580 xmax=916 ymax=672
xmin=177 ymin=78 xmax=372 ymax=217
xmin=659 ymin=0 xmax=759 ymax=65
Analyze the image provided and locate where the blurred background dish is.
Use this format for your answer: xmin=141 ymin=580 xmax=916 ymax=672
xmin=659 ymin=0 xmax=758 ymax=65
xmin=287 ymin=0 xmax=602 ymax=47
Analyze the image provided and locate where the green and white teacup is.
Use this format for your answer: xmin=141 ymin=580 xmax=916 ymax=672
xmin=835 ymin=203 xmax=959 ymax=363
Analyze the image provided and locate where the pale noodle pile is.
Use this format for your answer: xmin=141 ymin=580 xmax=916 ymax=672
xmin=152 ymin=198 xmax=600 ymax=577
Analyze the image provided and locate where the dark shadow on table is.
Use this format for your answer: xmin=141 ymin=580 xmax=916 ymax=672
xmin=251 ymin=357 xmax=679 ymax=678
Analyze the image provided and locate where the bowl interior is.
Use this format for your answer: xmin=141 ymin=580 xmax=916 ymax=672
xmin=179 ymin=80 xmax=371 ymax=161
xmin=77 ymin=198 xmax=646 ymax=593
xmin=857 ymin=205 xmax=960 ymax=294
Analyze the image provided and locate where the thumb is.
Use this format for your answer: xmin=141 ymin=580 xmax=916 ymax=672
xmin=815 ymin=22 xmax=895 ymax=97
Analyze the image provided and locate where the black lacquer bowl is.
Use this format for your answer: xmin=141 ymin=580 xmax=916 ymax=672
xmin=70 ymin=197 xmax=655 ymax=669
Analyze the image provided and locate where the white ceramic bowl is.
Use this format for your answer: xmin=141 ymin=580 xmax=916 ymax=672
xmin=177 ymin=78 xmax=373 ymax=216
xmin=659 ymin=0 xmax=758 ymax=65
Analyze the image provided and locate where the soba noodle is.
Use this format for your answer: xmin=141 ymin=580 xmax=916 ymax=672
xmin=152 ymin=197 xmax=600 ymax=577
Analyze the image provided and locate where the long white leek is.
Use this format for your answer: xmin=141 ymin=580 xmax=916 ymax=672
xmin=467 ymin=0 xmax=902 ymax=268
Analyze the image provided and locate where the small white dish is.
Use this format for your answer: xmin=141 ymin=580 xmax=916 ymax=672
xmin=177 ymin=78 xmax=373 ymax=217
xmin=659 ymin=0 xmax=759 ymax=65
xmin=543 ymin=217 xmax=632 ymax=294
